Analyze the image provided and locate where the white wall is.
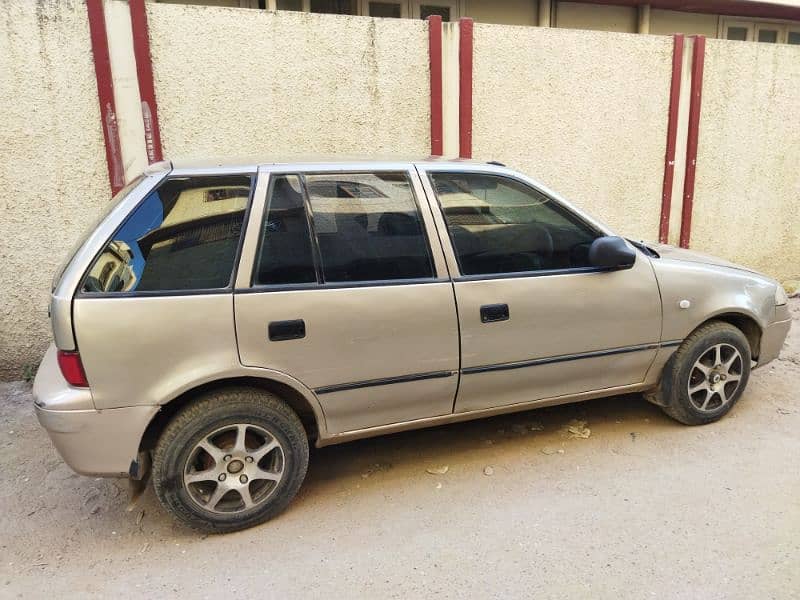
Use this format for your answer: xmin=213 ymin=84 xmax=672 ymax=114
xmin=0 ymin=0 xmax=110 ymax=380
xmin=691 ymin=39 xmax=800 ymax=280
xmin=2 ymin=3 xmax=799 ymax=380
xmin=471 ymin=25 xmax=673 ymax=240
xmin=146 ymin=4 xmax=432 ymax=159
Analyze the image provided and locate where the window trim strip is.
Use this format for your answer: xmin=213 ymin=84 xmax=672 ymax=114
xmin=235 ymin=277 xmax=450 ymax=294
xmin=76 ymin=288 xmax=233 ymax=299
xmin=453 ymin=265 xmax=626 ymax=282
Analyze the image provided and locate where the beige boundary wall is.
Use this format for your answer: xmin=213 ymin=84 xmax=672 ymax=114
xmin=0 ymin=0 xmax=110 ymax=380
xmin=471 ymin=25 xmax=674 ymax=240
xmin=691 ymin=39 xmax=800 ymax=280
xmin=1 ymin=2 xmax=798 ymax=380
xmin=146 ymin=4 xmax=432 ymax=159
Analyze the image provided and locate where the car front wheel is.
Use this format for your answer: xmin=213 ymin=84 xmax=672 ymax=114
xmin=152 ymin=387 xmax=309 ymax=533
xmin=649 ymin=321 xmax=752 ymax=425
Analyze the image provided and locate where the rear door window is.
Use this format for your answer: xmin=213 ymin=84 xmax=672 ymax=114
xmin=253 ymin=175 xmax=317 ymax=286
xmin=305 ymin=172 xmax=434 ymax=282
xmin=82 ymin=175 xmax=252 ymax=293
xmin=254 ymin=172 xmax=435 ymax=286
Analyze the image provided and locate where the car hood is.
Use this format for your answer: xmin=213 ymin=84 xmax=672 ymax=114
xmin=648 ymin=243 xmax=758 ymax=274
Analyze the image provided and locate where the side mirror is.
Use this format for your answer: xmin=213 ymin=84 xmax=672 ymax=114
xmin=588 ymin=236 xmax=636 ymax=269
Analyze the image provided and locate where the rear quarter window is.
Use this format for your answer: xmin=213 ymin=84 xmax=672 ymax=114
xmin=53 ymin=175 xmax=145 ymax=291
xmin=82 ymin=175 xmax=252 ymax=293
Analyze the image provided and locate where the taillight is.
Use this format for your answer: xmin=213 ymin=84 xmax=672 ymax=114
xmin=57 ymin=350 xmax=89 ymax=387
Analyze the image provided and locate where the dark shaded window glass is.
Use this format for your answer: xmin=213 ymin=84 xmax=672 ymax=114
xmin=369 ymin=2 xmax=401 ymax=17
xmin=788 ymin=31 xmax=800 ymax=45
xmin=306 ymin=172 xmax=434 ymax=282
xmin=726 ymin=26 xmax=748 ymax=41
xmin=420 ymin=5 xmax=450 ymax=20
xmin=276 ymin=0 xmax=303 ymax=10
xmin=254 ymin=175 xmax=317 ymax=286
xmin=83 ymin=176 xmax=251 ymax=293
xmin=310 ymin=0 xmax=353 ymax=14
xmin=757 ymin=29 xmax=778 ymax=43
xmin=430 ymin=173 xmax=599 ymax=276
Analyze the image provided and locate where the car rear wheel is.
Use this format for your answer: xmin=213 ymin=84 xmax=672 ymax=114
xmin=649 ymin=321 xmax=752 ymax=425
xmin=152 ymin=387 xmax=308 ymax=533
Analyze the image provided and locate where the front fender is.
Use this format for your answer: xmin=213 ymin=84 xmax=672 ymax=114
xmin=651 ymin=258 xmax=776 ymax=342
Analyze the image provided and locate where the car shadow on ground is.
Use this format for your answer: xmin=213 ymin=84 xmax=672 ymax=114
xmin=290 ymin=393 xmax=675 ymax=510
xmin=15 ymin=390 xmax=679 ymax=543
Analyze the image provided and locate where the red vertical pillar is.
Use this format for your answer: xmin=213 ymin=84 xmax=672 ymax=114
xmin=129 ymin=0 xmax=164 ymax=164
xmin=679 ymin=35 xmax=706 ymax=249
xmin=659 ymin=34 xmax=685 ymax=244
xmin=458 ymin=18 xmax=473 ymax=159
xmin=86 ymin=0 xmax=124 ymax=194
xmin=428 ymin=15 xmax=443 ymax=156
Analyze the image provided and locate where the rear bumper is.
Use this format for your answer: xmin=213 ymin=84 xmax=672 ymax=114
xmin=35 ymin=404 xmax=159 ymax=477
xmin=33 ymin=343 xmax=159 ymax=477
xmin=756 ymin=317 xmax=791 ymax=368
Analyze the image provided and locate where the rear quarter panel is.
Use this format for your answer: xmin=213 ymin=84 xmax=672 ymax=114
xmin=51 ymin=170 xmax=169 ymax=351
xmin=73 ymin=294 xmax=240 ymax=410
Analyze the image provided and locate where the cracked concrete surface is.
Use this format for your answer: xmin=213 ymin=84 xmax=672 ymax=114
xmin=0 ymin=300 xmax=797 ymax=598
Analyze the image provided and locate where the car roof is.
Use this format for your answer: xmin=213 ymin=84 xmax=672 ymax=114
xmin=149 ymin=156 xmax=506 ymax=174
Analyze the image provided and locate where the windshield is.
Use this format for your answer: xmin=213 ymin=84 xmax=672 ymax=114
xmin=52 ymin=175 xmax=145 ymax=291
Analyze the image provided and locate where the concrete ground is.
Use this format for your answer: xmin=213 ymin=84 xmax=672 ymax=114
xmin=1 ymin=300 xmax=798 ymax=599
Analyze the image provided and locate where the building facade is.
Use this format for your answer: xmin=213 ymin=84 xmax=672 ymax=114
xmin=156 ymin=0 xmax=800 ymax=43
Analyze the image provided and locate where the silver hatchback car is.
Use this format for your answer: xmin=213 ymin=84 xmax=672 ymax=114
xmin=35 ymin=159 xmax=791 ymax=532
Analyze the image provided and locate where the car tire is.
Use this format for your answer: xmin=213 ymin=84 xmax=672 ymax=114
xmin=649 ymin=321 xmax=752 ymax=426
xmin=152 ymin=387 xmax=309 ymax=533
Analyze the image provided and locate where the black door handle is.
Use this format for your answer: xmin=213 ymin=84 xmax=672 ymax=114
xmin=268 ymin=319 xmax=306 ymax=341
xmin=480 ymin=304 xmax=509 ymax=323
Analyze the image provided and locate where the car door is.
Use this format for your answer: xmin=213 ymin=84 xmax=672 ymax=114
xmin=419 ymin=166 xmax=662 ymax=413
xmin=234 ymin=165 xmax=459 ymax=434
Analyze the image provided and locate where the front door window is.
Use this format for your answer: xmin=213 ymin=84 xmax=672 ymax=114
xmin=430 ymin=172 xmax=599 ymax=276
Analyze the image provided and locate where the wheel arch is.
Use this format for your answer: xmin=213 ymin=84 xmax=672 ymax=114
xmin=693 ymin=311 xmax=762 ymax=360
xmin=138 ymin=374 xmax=326 ymax=456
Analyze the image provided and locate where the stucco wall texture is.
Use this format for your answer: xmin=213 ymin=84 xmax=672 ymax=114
xmin=146 ymin=4 xmax=431 ymax=159
xmin=0 ymin=0 xmax=110 ymax=380
xmin=471 ymin=25 xmax=673 ymax=241
xmin=692 ymin=40 xmax=800 ymax=281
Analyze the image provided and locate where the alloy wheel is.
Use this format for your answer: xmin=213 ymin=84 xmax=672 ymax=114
xmin=687 ymin=343 xmax=744 ymax=413
xmin=183 ymin=423 xmax=285 ymax=514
